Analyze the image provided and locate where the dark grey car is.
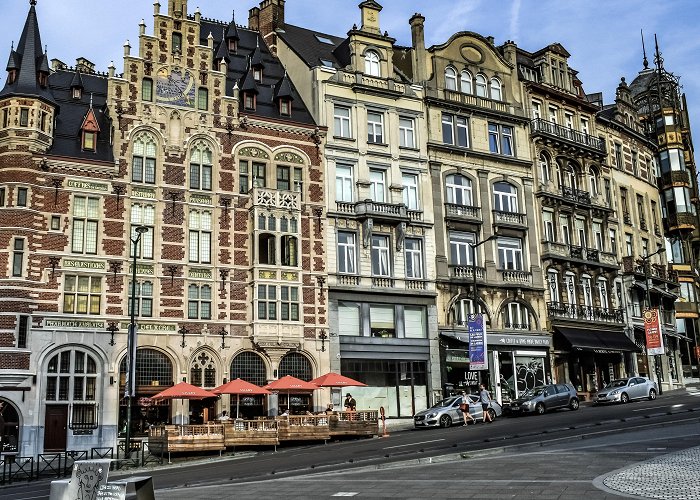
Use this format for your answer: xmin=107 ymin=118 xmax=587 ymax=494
xmin=506 ymin=383 xmax=579 ymax=415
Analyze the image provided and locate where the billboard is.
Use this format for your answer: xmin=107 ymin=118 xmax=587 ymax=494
xmin=643 ymin=308 xmax=665 ymax=356
xmin=467 ymin=313 xmax=488 ymax=370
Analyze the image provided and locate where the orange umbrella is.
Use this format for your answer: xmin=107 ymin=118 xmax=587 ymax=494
xmin=264 ymin=376 xmax=318 ymax=413
xmin=213 ymin=378 xmax=271 ymax=419
xmin=310 ymin=372 xmax=367 ymax=388
xmin=152 ymin=381 xmax=217 ymax=400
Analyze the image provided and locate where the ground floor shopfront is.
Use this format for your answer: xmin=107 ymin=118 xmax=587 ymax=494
xmin=439 ymin=330 xmax=552 ymax=405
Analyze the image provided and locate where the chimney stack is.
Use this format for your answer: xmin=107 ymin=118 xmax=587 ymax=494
xmin=409 ymin=13 xmax=426 ymax=83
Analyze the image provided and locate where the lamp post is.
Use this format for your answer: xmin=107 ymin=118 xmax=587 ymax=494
xmin=641 ymin=246 xmax=665 ymax=395
xmin=469 ymin=234 xmax=498 ymax=307
xmin=125 ymin=224 xmax=148 ymax=458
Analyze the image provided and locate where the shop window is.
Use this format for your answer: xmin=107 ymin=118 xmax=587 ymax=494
xmin=279 ymin=352 xmax=312 ymax=381
xmin=46 ymin=349 xmax=99 ymax=429
xmin=370 ymin=304 xmax=395 ymax=338
xmin=190 ymin=351 xmax=216 ymax=388
xmin=230 ymin=351 xmax=267 ymax=386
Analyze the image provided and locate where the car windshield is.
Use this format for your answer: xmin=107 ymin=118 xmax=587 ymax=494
xmin=431 ymin=397 xmax=458 ymax=408
xmin=605 ymin=380 xmax=628 ymax=388
xmin=522 ymin=386 xmax=545 ymax=397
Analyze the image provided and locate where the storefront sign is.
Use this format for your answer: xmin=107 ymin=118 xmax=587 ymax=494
xmin=643 ymin=308 xmax=665 ymax=355
xmin=119 ymin=322 xmax=177 ymax=332
xmin=488 ymin=333 xmax=551 ymax=347
xmin=188 ymin=269 xmax=212 ymax=279
xmin=190 ymin=194 xmax=212 ymax=205
xmin=445 ymin=349 xmax=469 ymax=364
xmin=131 ymin=188 xmax=155 ymax=199
xmin=67 ymin=179 xmax=109 ymax=192
xmin=467 ymin=314 xmax=488 ymax=370
xmin=129 ymin=264 xmax=154 ymax=275
xmin=44 ymin=319 xmax=105 ymax=329
xmin=63 ymin=259 xmax=106 ymax=270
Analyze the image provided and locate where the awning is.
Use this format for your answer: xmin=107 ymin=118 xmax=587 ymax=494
xmin=440 ymin=331 xmax=470 ymax=344
xmin=555 ymin=326 xmax=640 ymax=353
xmin=651 ymin=286 xmax=677 ymax=299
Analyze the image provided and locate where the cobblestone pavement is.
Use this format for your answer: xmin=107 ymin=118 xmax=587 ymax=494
xmin=598 ymin=446 xmax=700 ymax=499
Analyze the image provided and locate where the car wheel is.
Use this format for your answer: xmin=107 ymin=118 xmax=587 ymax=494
xmin=439 ymin=414 xmax=452 ymax=428
xmin=535 ymin=403 xmax=545 ymax=415
xmin=487 ymin=408 xmax=496 ymax=421
xmin=620 ymin=393 xmax=629 ymax=404
xmin=648 ymin=389 xmax=657 ymax=401
xmin=569 ymin=398 xmax=580 ymax=410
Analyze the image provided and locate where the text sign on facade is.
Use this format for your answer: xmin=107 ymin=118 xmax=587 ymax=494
xmin=467 ymin=313 xmax=488 ymax=371
xmin=488 ymin=333 xmax=551 ymax=347
xmin=67 ymin=179 xmax=109 ymax=192
xmin=643 ymin=308 xmax=665 ymax=355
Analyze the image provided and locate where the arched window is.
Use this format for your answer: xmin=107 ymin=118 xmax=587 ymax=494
xmin=190 ymin=351 xmax=217 ymax=388
xmin=598 ymin=278 xmax=609 ymax=310
xmin=564 ymin=273 xmax=577 ymax=305
xmin=588 ymin=166 xmax=599 ymax=197
xmin=46 ymin=349 xmax=99 ymax=430
xmin=444 ymin=66 xmax=458 ymax=91
xmin=190 ymin=141 xmax=213 ymax=191
xmin=279 ymin=352 xmax=312 ymax=381
xmin=539 ymin=153 xmax=551 ymax=184
xmin=475 ymin=74 xmax=487 ymax=97
xmin=231 ymin=351 xmax=267 ymax=386
xmin=259 ymin=233 xmax=276 ymax=264
xmin=452 ymin=297 xmax=485 ymax=326
xmin=564 ymin=162 xmax=578 ymax=190
xmin=460 ymin=70 xmax=473 ymax=94
xmin=493 ymin=182 xmax=518 ymax=212
xmin=547 ymin=270 xmax=560 ymax=303
xmin=445 ymin=174 xmax=473 ymax=206
xmin=364 ymin=50 xmax=380 ymax=77
xmin=0 ymin=399 xmax=19 ymax=452
xmin=120 ymin=348 xmax=173 ymax=389
xmin=132 ymin=133 xmax=156 ymax=184
xmin=504 ymin=302 xmax=530 ymax=330
xmin=490 ymin=77 xmax=502 ymax=101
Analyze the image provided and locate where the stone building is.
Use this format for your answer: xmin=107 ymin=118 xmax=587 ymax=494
xmin=0 ymin=0 xmax=327 ymax=456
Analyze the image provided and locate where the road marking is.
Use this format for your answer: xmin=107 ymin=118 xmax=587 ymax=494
xmin=332 ymin=492 xmax=359 ymax=497
xmin=384 ymin=438 xmax=445 ymax=449
xmin=646 ymin=447 xmax=667 ymax=451
xmin=632 ymin=405 xmax=673 ymax=411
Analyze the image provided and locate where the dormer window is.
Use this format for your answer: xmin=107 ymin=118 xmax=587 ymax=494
xmin=228 ymin=39 xmax=237 ymax=52
xmin=7 ymin=69 xmax=16 ymax=85
xmin=279 ymin=98 xmax=291 ymax=116
xmin=82 ymin=131 xmax=96 ymax=152
xmin=172 ymin=32 xmax=182 ymax=54
xmin=364 ymin=50 xmax=380 ymax=77
xmin=253 ymin=68 xmax=262 ymax=82
xmin=244 ymin=92 xmax=256 ymax=111
xmin=38 ymin=72 xmax=48 ymax=87
xmin=80 ymin=108 xmax=100 ymax=152
xmin=72 ymin=87 xmax=82 ymax=99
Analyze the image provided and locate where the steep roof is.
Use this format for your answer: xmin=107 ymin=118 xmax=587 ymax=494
xmin=277 ymin=24 xmax=348 ymax=69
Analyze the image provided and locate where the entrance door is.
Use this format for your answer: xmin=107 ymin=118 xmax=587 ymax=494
xmin=44 ymin=406 xmax=68 ymax=451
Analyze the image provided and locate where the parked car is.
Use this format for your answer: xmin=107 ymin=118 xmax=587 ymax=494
xmin=505 ymin=383 xmax=579 ymax=415
xmin=413 ymin=395 xmax=503 ymax=429
xmin=595 ymin=377 xmax=658 ymax=404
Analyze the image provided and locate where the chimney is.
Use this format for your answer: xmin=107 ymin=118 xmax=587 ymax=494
xmin=409 ymin=13 xmax=426 ymax=83
xmin=502 ymin=40 xmax=517 ymax=66
xmin=248 ymin=7 xmax=260 ymax=31
xmin=258 ymin=0 xmax=284 ymax=37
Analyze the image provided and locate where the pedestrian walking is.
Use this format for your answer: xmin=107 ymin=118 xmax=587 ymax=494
xmin=459 ymin=391 xmax=475 ymax=426
xmin=479 ymin=384 xmax=493 ymax=423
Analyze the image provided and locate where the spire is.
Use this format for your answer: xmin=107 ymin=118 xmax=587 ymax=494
xmin=653 ymin=34 xmax=664 ymax=71
xmin=250 ymin=37 xmax=264 ymax=69
xmin=273 ymin=71 xmax=294 ymax=101
xmin=0 ymin=0 xmax=56 ymax=105
xmin=239 ymin=57 xmax=259 ymax=94
xmin=641 ymin=29 xmax=648 ymax=70
xmin=214 ymin=29 xmax=230 ymax=65
xmin=226 ymin=10 xmax=240 ymax=41
xmin=6 ymin=42 xmax=19 ymax=72
xmin=70 ymin=70 xmax=84 ymax=91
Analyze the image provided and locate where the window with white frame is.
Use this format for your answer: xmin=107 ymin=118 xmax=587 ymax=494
xmin=609 ymin=228 xmax=617 ymax=254
xmin=402 ymin=173 xmax=419 ymax=210
xmin=564 ymin=112 xmax=574 ymax=130
xmin=371 ymin=235 xmax=391 ymax=277
xmin=559 ymin=214 xmax=571 ymax=245
xmin=581 ymin=117 xmax=589 ymax=135
xmin=63 ymin=275 xmax=101 ymax=315
xmin=71 ymin=196 xmax=99 ymax=254
xmin=460 ymin=70 xmax=473 ymax=94
xmin=257 ymin=284 xmax=277 ymax=320
xmin=369 ymin=169 xmax=386 ymax=202
xmin=575 ymin=217 xmax=587 ymax=247
xmin=543 ymin=211 xmax=555 ymax=241
xmin=404 ymin=306 xmax=427 ymax=338
xmin=335 ymin=164 xmax=354 ymax=202
xmin=564 ymin=273 xmax=576 ymax=304
xmin=493 ymin=182 xmax=518 ymax=212
xmin=548 ymin=105 xmax=558 ymax=124
xmin=598 ymin=279 xmax=609 ymax=310
xmin=337 ymin=231 xmax=357 ymax=274
xmin=488 ymin=123 xmax=514 ymax=156
xmin=334 ymin=105 xmax=351 ymax=138
xmin=548 ymin=270 xmax=560 ymax=302
xmin=280 ymin=285 xmax=299 ymax=321
xmin=593 ymin=222 xmax=603 ymax=250
xmin=132 ymin=133 xmax=156 ymax=184
xmin=475 ymin=74 xmax=487 ymax=97
xmin=589 ymin=168 xmax=599 ymax=197
xmin=442 ymin=113 xmax=469 ymax=147
xmin=505 ymin=302 xmax=529 ymax=330
xmin=404 ymin=238 xmax=423 ymax=279
xmin=563 ymin=163 xmax=578 ymax=189
xmin=581 ymin=276 xmax=593 ymax=307
xmin=370 ymin=305 xmax=395 ymax=337
xmin=454 ymin=298 xmax=482 ymax=325
xmin=539 ymin=153 xmax=551 ymax=184
xmin=446 ymin=174 xmax=473 ymax=206
xmin=444 ymin=66 xmax=458 ymax=90
xmin=367 ymin=111 xmax=384 ymax=144
xmin=338 ymin=302 xmax=360 ymax=336
xmin=130 ymin=204 xmax=155 ymax=259
xmin=188 ymin=210 xmax=212 ymax=263
xmin=490 ymin=78 xmax=502 ymax=101
xmin=449 ymin=231 xmax=475 ymax=265
xmin=188 ymin=284 xmax=211 ymax=319
xmin=190 ymin=142 xmax=212 ymax=191
xmin=497 ymin=237 xmax=523 ymax=270
xmin=399 ymin=117 xmax=415 ymax=148
xmin=128 ymin=280 xmax=153 ymax=317
xmin=45 ymin=350 xmax=98 ymax=429
xmin=532 ymin=101 xmax=542 ymax=119
xmin=364 ymin=50 xmax=380 ymax=77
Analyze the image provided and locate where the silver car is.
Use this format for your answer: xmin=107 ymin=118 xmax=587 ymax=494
xmin=506 ymin=383 xmax=579 ymax=415
xmin=595 ymin=377 xmax=658 ymax=404
xmin=413 ymin=395 xmax=502 ymax=428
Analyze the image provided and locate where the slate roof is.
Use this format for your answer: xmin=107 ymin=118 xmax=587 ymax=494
xmin=277 ymin=24 xmax=348 ymax=69
xmin=199 ymin=18 xmax=314 ymax=125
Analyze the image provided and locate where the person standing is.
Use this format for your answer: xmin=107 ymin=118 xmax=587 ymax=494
xmin=479 ymin=384 xmax=493 ymax=423
xmin=344 ymin=394 xmax=356 ymax=411
xmin=459 ymin=392 xmax=475 ymax=426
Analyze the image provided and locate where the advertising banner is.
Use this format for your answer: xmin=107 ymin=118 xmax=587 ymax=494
xmin=467 ymin=313 xmax=488 ymax=371
xmin=643 ymin=308 xmax=665 ymax=356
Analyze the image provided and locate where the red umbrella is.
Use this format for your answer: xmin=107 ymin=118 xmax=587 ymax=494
xmin=213 ymin=378 xmax=271 ymax=419
xmin=264 ymin=376 xmax=318 ymax=413
xmin=310 ymin=372 xmax=367 ymax=388
xmin=152 ymin=382 xmax=217 ymax=400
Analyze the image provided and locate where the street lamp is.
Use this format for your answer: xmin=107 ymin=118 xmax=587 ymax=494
xmin=641 ymin=246 xmax=665 ymax=395
xmin=469 ymin=233 xmax=498 ymax=310
xmin=125 ymin=224 xmax=148 ymax=458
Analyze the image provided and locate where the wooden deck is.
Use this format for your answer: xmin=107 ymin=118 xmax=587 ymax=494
xmin=148 ymin=411 xmax=379 ymax=453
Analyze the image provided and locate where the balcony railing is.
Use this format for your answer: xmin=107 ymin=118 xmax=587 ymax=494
xmin=492 ymin=210 xmax=527 ymax=226
xmin=336 ymin=274 xmax=360 ymax=286
xmin=498 ymin=269 xmax=533 ymax=285
xmin=530 ymin=118 xmax=606 ymax=153
xmin=251 ymin=187 xmax=301 ymax=211
xmin=503 ymin=322 xmax=531 ymax=331
xmin=541 ymin=242 xmax=617 ymax=266
xmin=449 ymin=265 xmax=486 ymax=281
xmin=547 ymin=301 xmax=624 ymax=323
xmin=667 ymin=212 xmax=697 ymax=229
xmin=405 ymin=279 xmax=427 ymax=291
xmin=659 ymin=170 xmax=690 ymax=188
xmin=438 ymin=88 xmax=513 ymax=114
xmin=621 ymin=256 xmax=679 ymax=283
xmin=561 ymin=186 xmax=591 ymax=205
xmin=371 ymin=277 xmax=395 ymax=288
xmin=445 ymin=203 xmax=481 ymax=220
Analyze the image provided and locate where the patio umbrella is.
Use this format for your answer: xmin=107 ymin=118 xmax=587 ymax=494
xmin=310 ymin=372 xmax=367 ymax=410
xmin=152 ymin=382 xmax=217 ymax=424
xmin=264 ymin=376 xmax=319 ymax=413
xmin=213 ymin=378 xmax=271 ymax=419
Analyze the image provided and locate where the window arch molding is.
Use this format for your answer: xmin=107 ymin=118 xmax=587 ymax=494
xmin=587 ymin=164 xmax=600 ymax=197
xmin=475 ymin=73 xmax=488 ymax=97
xmin=230 ymin=350 xmax=269 ymax=386
xmin=278 ymin=351 xmax=315 ymax=381
xmin=444 ymin=66 xmax=458 ymax=91
xmin=446 ymin=293 xmax=492 ymax=327
xmin=460 ymin=70 xmax=473 ymax=94
xmin=444 ymin=172 xmax=476 ymax=207
xmin=189 ymin=348 xmax=221 ymax=388
xmin=492 ymin=180 xmax=519 ymax=213
xmin=539 ymin=151 xmax=553 ymax=185
xmin=497 ymin=299 xmax=538 ymax=331
xmin=489 ymin=77 xmax=503 ymax=101
xmin=363 ymin=48 xmax=382 ymax=77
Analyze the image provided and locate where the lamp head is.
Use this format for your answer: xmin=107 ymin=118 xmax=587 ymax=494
xmin=135 ymin=225 xmax=149 ymax=234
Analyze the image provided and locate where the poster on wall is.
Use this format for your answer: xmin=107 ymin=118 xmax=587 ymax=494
xmin=468 ymin=313 xmax=488 ymax=371
xmin=643 ymin=308 xmax=665 ymax=355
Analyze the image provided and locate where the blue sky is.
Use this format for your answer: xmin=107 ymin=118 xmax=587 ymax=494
xmin=2 ymin=0 xmax=699 ymax=132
